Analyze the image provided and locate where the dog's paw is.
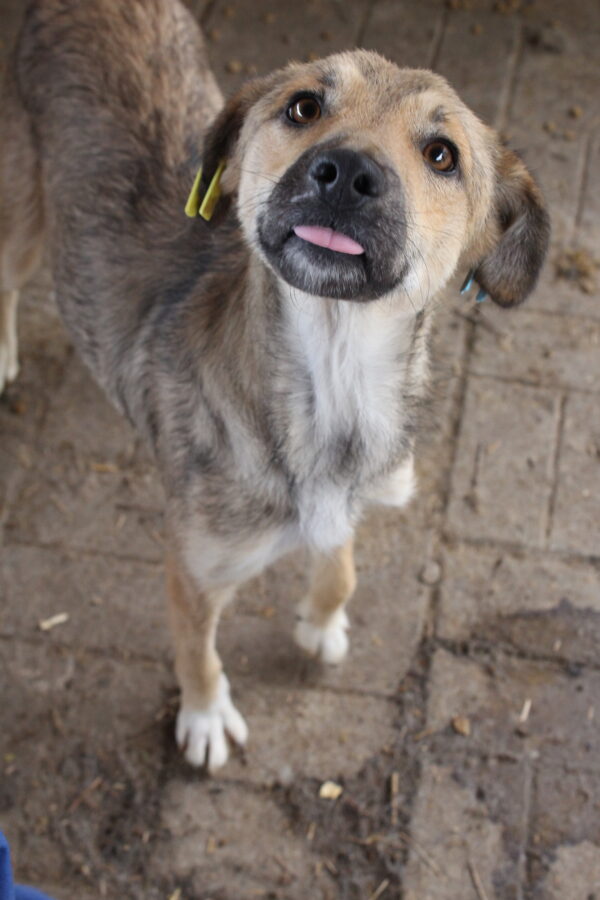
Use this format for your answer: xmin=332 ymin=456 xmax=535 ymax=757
xmin=176 ymin=673 xmax=248 ymax=772
xmin=294 ymin=601 xmax=350 ymax=665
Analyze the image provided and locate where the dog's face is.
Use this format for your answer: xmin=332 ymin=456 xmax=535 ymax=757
xmin=202 ymin=51 xmax=549 ymax=306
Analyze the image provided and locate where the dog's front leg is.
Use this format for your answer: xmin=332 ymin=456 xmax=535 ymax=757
xmin=165 ymin=553 xmax=247 ymax=772
xmin=294 ymin=538 xmax=357 ymax=665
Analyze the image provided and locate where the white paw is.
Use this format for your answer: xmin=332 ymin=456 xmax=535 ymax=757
xmin=176 ymin=673 xmax=248 ymax=772
xmin=294 ymin=601 xmax=350 ymax=665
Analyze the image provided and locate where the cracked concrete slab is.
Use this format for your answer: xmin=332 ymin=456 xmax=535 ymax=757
xmin=535 ymin=841 xmax=600 ymax=900
xmin=437 ymin=541 xmax=600 ymax=652
xmin=402 ymin=764 xmax=507 ymax=900
xmin=446 ymin=378 xmax=561 ymax=548
xmin=548 ymin=392 xmax=600 ymax=557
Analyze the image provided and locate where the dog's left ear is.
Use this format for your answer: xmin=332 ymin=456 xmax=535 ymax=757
xmin=474 ymin=147 xmax=550 ymax=307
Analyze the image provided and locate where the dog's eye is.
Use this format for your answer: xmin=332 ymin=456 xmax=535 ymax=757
xmin=286 ymin=96 xmax=322 ymax=125
xmin=422 ymin=140 xmax=457 ymax=173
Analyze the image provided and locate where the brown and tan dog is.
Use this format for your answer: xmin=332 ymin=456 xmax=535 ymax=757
xmin=0 ymin=0 xmax=549 ymax=771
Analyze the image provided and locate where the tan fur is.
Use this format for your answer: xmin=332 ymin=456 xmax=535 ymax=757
xmin=307 ymin=540 xmax=356 ymax=628
xmin=166 ymin=552 xmax=232 ymax=709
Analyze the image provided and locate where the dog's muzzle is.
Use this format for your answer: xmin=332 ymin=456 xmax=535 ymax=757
xmin=256 ymin=143 xmax=407 ymax=302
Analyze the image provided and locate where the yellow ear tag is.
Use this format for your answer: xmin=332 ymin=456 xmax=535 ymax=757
xmin=199 ymin=160 xmax=226 ymax=221
xmin=184 ymin=165 xmax=203 ymax=218
xmin=184 ymin=161 xmax=227 ymax=221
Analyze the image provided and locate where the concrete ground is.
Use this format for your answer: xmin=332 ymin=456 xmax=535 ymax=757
xmin=1 ymin=0 xmax=599 ymax=897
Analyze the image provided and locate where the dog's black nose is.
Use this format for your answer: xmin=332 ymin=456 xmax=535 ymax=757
xmin=308 ymin=149 xmax=385 ymax=209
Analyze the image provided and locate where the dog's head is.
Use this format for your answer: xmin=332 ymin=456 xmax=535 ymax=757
xmin=201 ymin=50 xmax=549 ymax=306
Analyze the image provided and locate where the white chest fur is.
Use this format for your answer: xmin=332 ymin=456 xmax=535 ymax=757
xmin=279 ymin=289 xmax=420 ymax=551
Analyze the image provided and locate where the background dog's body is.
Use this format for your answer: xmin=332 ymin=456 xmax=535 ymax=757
xmin=0 ymin=0 xmax=548 ymax=770
xmin=2 ymin=0 xmax=222 ymax=435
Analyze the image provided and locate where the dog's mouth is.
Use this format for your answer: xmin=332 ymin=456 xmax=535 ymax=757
xmin=264 ymin=220 xmax=371 ymax=300
xmin=258 ymin=215 xmax=401 ymax=302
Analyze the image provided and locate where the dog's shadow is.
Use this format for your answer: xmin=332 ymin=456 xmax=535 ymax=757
xmin=219 ymin=551 xmax=318 ymax=688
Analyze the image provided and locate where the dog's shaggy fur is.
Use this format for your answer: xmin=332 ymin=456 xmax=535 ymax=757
xmin=0 ymin=0 xmax=549 ymax=770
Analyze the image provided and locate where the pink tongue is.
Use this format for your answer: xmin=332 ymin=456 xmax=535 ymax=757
xmin=293 ymin=225 xmax=365 ymax=255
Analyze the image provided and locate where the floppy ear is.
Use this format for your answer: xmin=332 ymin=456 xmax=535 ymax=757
xmin=475 ymin=147 xmax=550 ymax=307
xmin=201 ymin=92 xmax=250 ymax=190
xmin=201 ymin=73 xmax=279 ymax=199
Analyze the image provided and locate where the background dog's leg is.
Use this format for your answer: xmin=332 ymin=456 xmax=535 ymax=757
xmin=294 ymin=538 xmax=357 ymax=664
xmin=166 ymin=554 xmax=248 ymax=772
xmin=0 ymin=290 xmax=20 ymax=393
xmin=0 ymin=75 xmax=46 ymax=394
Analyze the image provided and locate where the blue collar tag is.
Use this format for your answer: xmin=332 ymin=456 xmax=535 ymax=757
xmin=460 ymin=269 xmax=487 ymax=302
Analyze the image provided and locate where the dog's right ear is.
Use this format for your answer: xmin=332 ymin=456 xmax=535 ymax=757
xmin=473 ymin=146 xmax=550 ymax=307
xmin=201 ymin=74 xmax=279 ymax=199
